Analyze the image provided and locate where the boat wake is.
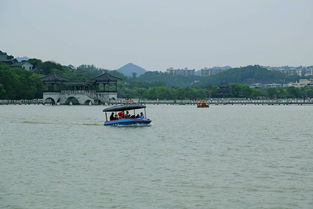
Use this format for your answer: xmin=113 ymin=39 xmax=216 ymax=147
xmin=108 ymin=124 xmax=152 ymax=128
xmin=21 ymin=120 xmax=102 ymax=126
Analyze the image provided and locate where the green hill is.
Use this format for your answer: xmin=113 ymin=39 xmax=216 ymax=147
xmin=116 ymin=63 xmax=146 ymax=77
xmin=197 ymin=65 xmax=298 ymax=87
xmin=136 ymin=71 xmax=200 ymax=88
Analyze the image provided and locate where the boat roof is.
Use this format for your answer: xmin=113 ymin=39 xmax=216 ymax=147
xmin=103 ymin=104 xmax=146 ymax=112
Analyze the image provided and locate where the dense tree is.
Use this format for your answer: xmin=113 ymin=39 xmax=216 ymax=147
xmin=0 ymin=83 xmax=5 ymax=98
xmin=0 ymin=63 xmax=42 ymax=99
xmin=136 ymin=71 xmax=200 ymax=88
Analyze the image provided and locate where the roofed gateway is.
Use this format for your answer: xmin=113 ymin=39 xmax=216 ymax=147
xmin=39 ymin=72 xmax=121 ymax=105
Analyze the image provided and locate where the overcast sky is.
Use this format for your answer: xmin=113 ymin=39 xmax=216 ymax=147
xmin=1 ymin=0 xmax=312 ymax=70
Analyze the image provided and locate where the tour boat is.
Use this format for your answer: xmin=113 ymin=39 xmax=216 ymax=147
xmin=103 ymin=104 xmax=152 ymax=126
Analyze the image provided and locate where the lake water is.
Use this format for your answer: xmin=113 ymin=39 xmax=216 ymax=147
xmin=1 ymin=105 xmax=313 ymax=209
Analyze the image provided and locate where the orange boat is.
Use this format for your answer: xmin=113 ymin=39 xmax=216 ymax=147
xmin=197 ymin=103 xmax=209 ymax=108
xmin=196 ymin=99 xmax=209 ymax=108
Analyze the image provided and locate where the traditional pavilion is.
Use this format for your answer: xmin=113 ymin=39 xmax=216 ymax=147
xmin=39 ymin=72 xmax=121 ymax=105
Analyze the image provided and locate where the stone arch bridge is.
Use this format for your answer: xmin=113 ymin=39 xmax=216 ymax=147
xmin=40 ymin=72 xmax=120 ymax=105
xmin=43 ymin=90 xmax=117 ymax=105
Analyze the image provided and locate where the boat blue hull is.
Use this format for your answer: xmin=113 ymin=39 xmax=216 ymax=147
xmin=104 ymin=118 xmax=152 ymax=126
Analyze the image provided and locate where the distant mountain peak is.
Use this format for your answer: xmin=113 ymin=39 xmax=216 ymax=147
xmin=16 ymin=56 xmax=30 ymax=62
xmin=116 ymin=63 xmax=146 ymax=77
xmin=124 ymin=62 xmax=137 ymax=66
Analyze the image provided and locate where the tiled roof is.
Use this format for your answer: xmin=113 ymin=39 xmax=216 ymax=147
xmin=39 ymin=72 xmax=120 ymax=84
xmin=91 ymin=73 xmax=121 ymax=82
xmin=39 ymin=72 xmax=69 ymax=82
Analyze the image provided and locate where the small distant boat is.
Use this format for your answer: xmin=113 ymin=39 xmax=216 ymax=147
xmin=103 ymin=104 xmax=152 ymax=126
xmin=196 ymin=99 xmax=209 ymax=108
xmin=197 ymin=103 xmax=209 ymax=108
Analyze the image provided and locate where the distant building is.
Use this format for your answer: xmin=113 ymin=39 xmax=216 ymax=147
xmin=249 ymin=83 xmax=264 ymax=88
xmin=166 ymin=68 xmax=195 ymax=76
xmin=264 ymin=83 xmax=284 ymax=88
xmin=199 ymin=66 xmax=231 ymax=77
xmin=285 ymin=68 xmax=303 ymax=76
xmin=288 ymin=79 xmax=313 ymax=88
xmin=0 ymin=54 xmax=16 ymax=65
xmin=267 ymin=66 xmax=313 ymax=77
xmin=11 ymin=61 xmax=33 ymax=70
xmin=0 ymin=51 xmax=33 ymax=69
xmin=304 ymin=67 xmax=313 ymax=76
xmin=200 ymin=68 xmax=222 ymax=77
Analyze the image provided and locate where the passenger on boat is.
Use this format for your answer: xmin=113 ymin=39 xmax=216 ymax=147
xmin=136 ymin=112 xmax=145 ymax=119
xmin=110 ymin=112 xmax=116 ymax=121
xmin=125 ymin=111 xmax=131 ymax=118
xmin=118 ymin=111 xmax=124 ymax=119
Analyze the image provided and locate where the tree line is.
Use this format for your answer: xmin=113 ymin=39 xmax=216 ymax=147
xmin=118 ymin=84 xmax=313 ymax=100
xmin=1 ymin=60 xmax=313 ymax=100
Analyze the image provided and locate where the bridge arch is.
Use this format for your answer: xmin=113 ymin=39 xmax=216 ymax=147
xmin=45 ymin=97 xmax=56 ymax=105
xmin=65 ymin=96 xmax=80 ymax=105
xmin=84 ymin=99 xmax=93 ymax=105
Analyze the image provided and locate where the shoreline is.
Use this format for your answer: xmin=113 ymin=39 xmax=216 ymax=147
xmin=1 ymin=98 xmax=313 ymax=106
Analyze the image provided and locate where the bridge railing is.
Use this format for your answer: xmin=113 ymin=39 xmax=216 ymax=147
xmin=60 ymin=90 xmax=97 ymax=99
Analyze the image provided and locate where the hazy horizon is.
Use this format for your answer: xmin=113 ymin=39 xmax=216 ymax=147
xmin=1 ymin=0 xmax=312 ymax=71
